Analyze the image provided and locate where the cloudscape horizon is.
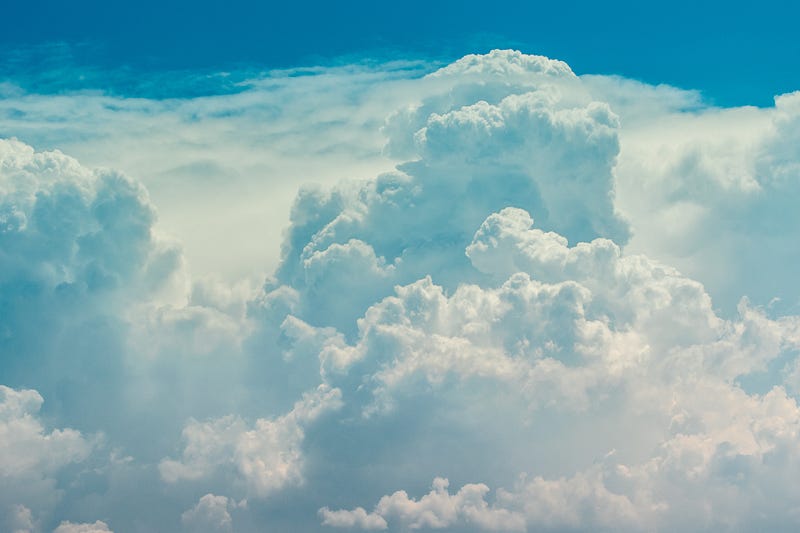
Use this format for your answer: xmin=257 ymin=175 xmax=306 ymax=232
xmin=3 ymin=43 xmax=800 ymax=532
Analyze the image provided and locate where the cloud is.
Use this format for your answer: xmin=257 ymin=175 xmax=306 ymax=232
xmin=320 ymin=472 xmax=649 ymax=532
xmin=3 ymin=504 xmax=36 ymax=533
xmin=181 ymin=494 xmax=246 ymax=533
xmin=160 ymin=385 xmax=342 ymax=497
xmin=296 ymin=203 xmax=754 ymax=415
xmin=613 ymin=87 xmax=800 ymax=313
xmin=262 ymin=64 xmax=629 ymax=342
xmin=321 ymin=477 xmax=526 ymax=531
xmin=0 ymin=386 xmax=92 ymax=477
xmin=3 ymin=49 xmax=800 ymax=532
xmin=382 ymin=50 xmax=578 ymax=160
xmin=319 ymin=383 xmax=800 ymax=531
xmin=169 ymin=51 xmax=800 ymax=530
xmin=430 ymin=50 xmax=575 ymax=80
xmin=304 ymin=206 xmax=800 ymax=530
xmin=52 ymin=521 xmax=113 ymax=533
xmin=0 ymin=386 xmax=94 ymax=528
xmin=0 ymin=63 xmax=420 ymax=280
xmin=320 ymin=506 xmax=388 ymax=530
xmin=0 ymin=138 xmax=178 ymax=297
xmin=0 ymin=136 xmax=198 ymax=475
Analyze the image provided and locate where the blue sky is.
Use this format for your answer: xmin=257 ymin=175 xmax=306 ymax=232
xmin=3 ymin=4 xmax=800 ymax=533
xmin=2 ymin=0 xmax=799 ymax=105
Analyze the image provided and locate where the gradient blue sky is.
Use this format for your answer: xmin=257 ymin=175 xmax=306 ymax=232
xmin=2 ymin=0 xmax=798 ymax=105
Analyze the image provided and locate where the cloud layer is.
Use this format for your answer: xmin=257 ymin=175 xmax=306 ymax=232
xmin=2 ymin=50 xmax=800 ymax=532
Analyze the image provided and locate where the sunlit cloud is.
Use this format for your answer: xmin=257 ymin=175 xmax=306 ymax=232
xmin=3 ymin=49 xmax=800 ymax=532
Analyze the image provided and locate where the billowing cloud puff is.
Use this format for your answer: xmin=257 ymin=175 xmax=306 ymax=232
xmin=0 ymin=138 xmax=185 ymax=432
xmin=303 ymin=205 xmax=786 ymax=411
xmin=321 ymin=477 xmax=526 ymax=531
xmin=614 ymin=88 xmax=800 ymax=313
xmin=160 ymin=385 xmax=342 ymax=497
xmin=0 ymin=138 xmax=180 ymax=300
xmin=181 ymin=494 xmax=246 ymax=533
xmin=0 ymin=386 xmax=94 ymax=527
xmin=52 ymin=521 xmax=113 ymax=533
xmin=430 ymin=49 xmax=575 ymax=80
xmin=382 ymin=50 xmax=578 ymax=160
xmin=320 ymin=506 xmax=389 ymax=530
xmin=262 ymin=62 xmax=628 ymax=338
xmin=0 ymin=386 xmax=92 ymax=478
xmin=416 ymin=94 xmax=626 ymax=244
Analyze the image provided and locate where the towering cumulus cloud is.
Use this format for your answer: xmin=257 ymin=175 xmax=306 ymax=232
xmin=3 ymin=50 xmax=800 ymax=531
xmin=253 ymin=51 xmax=800 ymax=532
xmin=0 ymin=138 xmax=183 ymax=421
xmin=267 ymin=50 xmax=629 ymax=339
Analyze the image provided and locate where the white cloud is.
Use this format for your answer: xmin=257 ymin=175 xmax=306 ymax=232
xmin=307 ymin=206 xmax=800 ymax=529
xmin=258 ymin=68 xmax=630 ymax=343
xmin=0 ymin=386 xmax=94 ymax=516
xmin=430 ymin=49 xmax=575 ymax=80
xmin=0 ymin=64 xmax=416 ymax=280
xmin=4 ymin=49 xmax=800 ymax=532
xmin=321 ymin=377 xmax=800 ymax=531
xmin=181 ymin=494 xmax=246 ymax=533
xmin=613 ymin=88 xmax=800 ymax=313
xmin=0 ymin=137 xmax=200 ymax=481
xmin=320 ymin=506 xmax=388 ymax=530
xmin=52 ymin=521 xmax=112 ymax=533
xmin=0 ymin=138 xmax=181 ymax=297
xmin=237 ymin=51 xmax=800 ymax=531
xmin=0 ymin=386 xmax=88 ymax=476
xmin=321 ymin=477 xmax=525 ymax=531
xmin=297 ymin=204 xmax=756 ymax=415
xmin=160 ymin=385 xmax=342 ymax=497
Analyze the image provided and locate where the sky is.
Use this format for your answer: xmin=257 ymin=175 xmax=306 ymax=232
xmin=2 ymin=3 xmax=800 ymax=533
xmin=2 ymin=0 xmax=800 ymax=105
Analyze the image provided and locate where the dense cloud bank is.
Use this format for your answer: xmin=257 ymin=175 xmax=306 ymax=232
xmin=2 ymin=50 xmax=800 ymax=531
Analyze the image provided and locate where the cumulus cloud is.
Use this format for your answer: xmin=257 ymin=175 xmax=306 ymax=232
xmin=4 ymin=48 xmax=800 ymax=533
xmin=0 ymin=138 xmax=247 ymax=529
xmin=0 ymin=386 xmax=95 ymax=520
xmin=181 ymin=494 xmax=246 ymax=533
xmin=305 ymin=203 xmax=800 ymax=529
xmin=160 ymin=385 xmax=342 ymax=497
xmin=430 ymin=49 xmax=576 ymax=80
xmin=260 ymin=63 xmax=629 ymax=340
xmin=0 ymin=138 xmax=180 ymax=299
xmin=0 ymin=386 xmax=92 ymax=477
xmin=3 ymin=504 xmax=36 ymax=533
xmin=294 ymin=204 xmax=768 ymax=415
xmin=613 ymin=87 xmax=800 ymax=313
xmin=382 ymin=49 xmax=578 ymax=160
xmin=0 ymin=138 xmax=185 ymax=428
xmin=219 ymin=50 xmax=800 ymax=531
xmin=52 ymin=521 xmax=113 ymax=533
xmin=321 ymin=477 xmax=525 ymax=531
xmin=320 ymin=506 xmax=388 ymax=530
xmin=0 ymin=63 xmax=416 ymax=279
